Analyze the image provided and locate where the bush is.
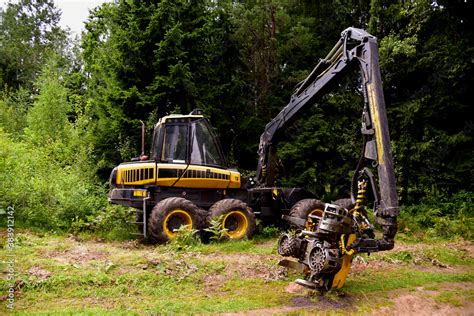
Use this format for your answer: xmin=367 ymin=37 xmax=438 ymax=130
xmin=256 ymin=224 xmax=281 ymax=239
xmin=399 ymin=191 xmax=474 ymax=239
xmin=166 ymin=226 xmax=201 ymax=251
xmin=204 ymin=215 xmax=228 ymax=242
xmin=0 ymin=129 xmax=107 ymax=230
xmin=0 ymin=58 xmax=114 ymax=233
xmin=0 ymin=88 xmax=30 ymax=137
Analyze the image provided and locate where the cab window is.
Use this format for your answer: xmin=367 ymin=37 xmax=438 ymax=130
xmin=161 ymin=124 xmax=188 ymax=163
xmin=190 ymin=120 xmax=225 ymax=167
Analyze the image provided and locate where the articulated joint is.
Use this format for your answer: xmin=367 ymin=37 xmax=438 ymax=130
xmin=371 ymin=214 xmax=397 ymax=251
xmin=378 ymin=216 xmax=397 ymax=250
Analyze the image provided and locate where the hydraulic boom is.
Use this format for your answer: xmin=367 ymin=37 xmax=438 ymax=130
xmin=257 ymin=27 xmax=399 ymax=254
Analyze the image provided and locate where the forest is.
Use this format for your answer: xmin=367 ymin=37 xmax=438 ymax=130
xmin=0 ymin=0 xmax=473 ymax=238
xmin=0 ymin=0 xmax=473 ymax=314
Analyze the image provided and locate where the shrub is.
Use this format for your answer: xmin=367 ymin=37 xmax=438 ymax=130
xmin=399 ymin=191 xmax=474 ymax=239
xmin=204 ymin=215 xmax=228 ymax=242
xmin=0 ymin=129 xmax=107 ymax=231
xmin=166 ymin=225 xmax=201 ymax=251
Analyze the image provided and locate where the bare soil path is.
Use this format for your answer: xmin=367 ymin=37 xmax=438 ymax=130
xmin=0 ymin=231 xmax=472 ymax=315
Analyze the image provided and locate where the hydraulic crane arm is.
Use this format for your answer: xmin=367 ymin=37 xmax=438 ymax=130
xmin=256 ymin=27 xmax=399 ymax=249
xmin=256 ymin=28 xmax=371 ymax=186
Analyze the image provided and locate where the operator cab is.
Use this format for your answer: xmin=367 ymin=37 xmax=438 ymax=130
xmin=151 ymin=109 xmax=227 ymax=169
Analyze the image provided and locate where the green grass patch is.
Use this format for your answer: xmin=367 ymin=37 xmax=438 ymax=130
xmin=2 ymin=230 xmax=473 ymax=314
xmin=433 ymin=288 xmax=474 ymax=307
xmin=345 ymin=268 xmax=473 ymax=293
xmin=364 ymin=240 xmax=473 ymax=267
xmin=6 ymin=273 xmax=291 ymax=314
xmin=434 ymin=291 xmax=463 ymax=307
xmin=0 ymin=231 xmax=287 ymax=314
xmin=191 ymin=238 xmax=276 ymax=255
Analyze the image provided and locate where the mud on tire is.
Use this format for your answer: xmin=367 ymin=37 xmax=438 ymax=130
xmin=208 ymin=199 xmax=256 ymax=240
xmin=148 ymin=197 xmax=205 ymax=244
xmin=289 ymin=199 xmax=325 ymax=229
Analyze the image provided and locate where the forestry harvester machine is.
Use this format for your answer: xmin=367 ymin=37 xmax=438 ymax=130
xmin=107 ymin=27 xmax=399 ymax=291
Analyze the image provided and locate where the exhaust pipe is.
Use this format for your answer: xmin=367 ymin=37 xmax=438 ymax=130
xmin=139 ymin=120 xmax=148 ymax=161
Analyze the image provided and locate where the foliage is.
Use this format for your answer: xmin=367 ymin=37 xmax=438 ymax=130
xmin=0 ymin=0 xmax=67 ymax=90
xmin=0 ymin=53 xmax=105 ymax=231
xmin=0 ymin=88 xmax=30 ymax=137
xmin=256 ymin=224 xmax=281 ymax=239
xmin=166 ymin=225 xmax=201 ymax=251
xmin=81 ymin=0 xmax=247 ymax=172
xmin=399 ymin=191 xmax=474 ymax=240
xmin=376 ymin=0 xmax=474 ymax=203
xmin=277 ymin=87 xmax=362 ymax=199
xmin=0 ymin=128 xmax=106 ymax=230
xmin=204 ymin=215 xmax=229 ymax=242
xmin=0 ymin=0 xmax=473 ymax=235
xmin=70 ymin=204 xmax=132 ymax=240
xmin=24 ymin=58 xmax=71 ymax=145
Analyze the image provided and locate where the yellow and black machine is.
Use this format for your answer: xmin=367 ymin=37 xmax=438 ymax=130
xmin=108 ymin=110 xmax=259 ymax=243
xmin=108 ymin=109 xmax=315 ymax=242
xmin=108 ymin=27 xmax=399 ymax=291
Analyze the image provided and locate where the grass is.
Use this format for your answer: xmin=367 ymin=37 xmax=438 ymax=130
xmin=434 ymin=291 xmax=463 ymax=307
xmin=345 ymin=268 xmax=473 ymax=293
xmin=0 ymin=229 xmax=473 ymax=314
xmin=361 ymin=239 xmax=473 ymax=267
xmin=0 ymin=230 xmax=290 ymax=314
xmin=193 ymin=238 xmax=277 ymax=255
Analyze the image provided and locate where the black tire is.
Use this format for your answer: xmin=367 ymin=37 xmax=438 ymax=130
xmin=277 ymin=233 xmax=298 ymax=257
xmin=208 ymin=199 xmax=256 ymax=240
xmin=148 ymin=197 xmax=205 ymax=244
xmin=333 ymin=198 xmax=355 ymax=210
xmin=289 ymin=199 xmax=325 ymax=229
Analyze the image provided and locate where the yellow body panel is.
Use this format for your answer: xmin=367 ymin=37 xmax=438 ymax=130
xmin=116 ymin=162 xmax=156 ymax=186
xmin=367 ymin=83 xmax=384 ymax=165
xmin=115 ymin=162 xmax=241 ymax=189
xmin=228 ymin=170 xmax=241 ymax=189
xmin=332 ymin=234 xmax=357 ymax=289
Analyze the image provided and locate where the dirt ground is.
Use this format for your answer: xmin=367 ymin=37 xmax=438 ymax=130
xmin=221 ymin=282 xmax=474 ymax=316
xmin=220 ymin=239 xmax=474 ymax=315
xmin=81 ymin=241 xmax=473 ymax=315
xmin=2 ymin=232 xmax=473 ymax=314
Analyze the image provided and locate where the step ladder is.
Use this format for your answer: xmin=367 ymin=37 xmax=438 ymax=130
xmin=124 ymin=189 xmax=150 ymax=238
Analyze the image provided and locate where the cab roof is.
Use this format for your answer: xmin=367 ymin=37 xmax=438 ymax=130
xmin=159 ymin=114 xmax=204 ymax=124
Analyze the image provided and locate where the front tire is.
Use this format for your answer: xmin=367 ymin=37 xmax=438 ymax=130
xmin=148 ymin=197 xmax=204 ymax=243
xmin=209 ymin=199 xmax=256 ymax=240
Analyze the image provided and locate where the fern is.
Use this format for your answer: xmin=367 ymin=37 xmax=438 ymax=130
xmin=204 ymin=215 xmax=228 ymax=242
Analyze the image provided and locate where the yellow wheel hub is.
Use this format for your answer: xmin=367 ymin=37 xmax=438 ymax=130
xmin=163 ymin=209 xmax=193 ymax=239
xmin=223 ymin=210 xmax=248 ymax=239
xmin=306 ymin=209 xmax=323 ymax=231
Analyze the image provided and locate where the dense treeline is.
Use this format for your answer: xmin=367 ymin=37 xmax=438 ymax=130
xmin=0 ymin=0 xmax=472 ymax=237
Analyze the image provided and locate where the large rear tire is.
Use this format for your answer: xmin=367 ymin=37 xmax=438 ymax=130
xmin=208 ymin=199 xmax=256 ymax=240
xmin=289 ymin=199 xmax=325 ymax=230
xmin=148 ymin=197 xmax=205 ymax=243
